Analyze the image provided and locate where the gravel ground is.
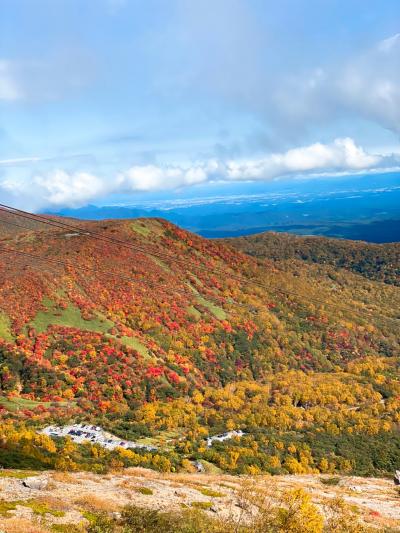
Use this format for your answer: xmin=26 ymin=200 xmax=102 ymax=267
xmin=0 ymin=469 xmax=398 ymax=531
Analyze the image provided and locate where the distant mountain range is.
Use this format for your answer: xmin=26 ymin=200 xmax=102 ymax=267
xmin=51 ymin=173 xmax=400 ymax=243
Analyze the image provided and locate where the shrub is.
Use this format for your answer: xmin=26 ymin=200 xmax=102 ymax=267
xmin=323 ymin=497 xmax=372 ymax=533
xmin=120 ymin=505 xmax=179 ymax=532
xmin=135 ymin=486 xmax=153 ymax=495
xmin=320 ymin=476 xmax=341 ymax=486
xmin=87 ymin=512 xmax=115 ymax=533
xmin=255 ymin=488 xmax=324 ymax=533
xmin=190 ymin=501 xmax=213 ymax=510
xmin=198 ymin=488 xmax=225 ymax=498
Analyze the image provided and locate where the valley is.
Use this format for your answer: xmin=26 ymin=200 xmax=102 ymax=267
xmin=0 ymin=215 xmax=398 ymax=531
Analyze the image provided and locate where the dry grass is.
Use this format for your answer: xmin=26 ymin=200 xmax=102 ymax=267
xmin=74 ymin=494 xmax=118 ymax=512
xmin=0 ymin=469 xmax=397 ymax=531
xmin=123 ymin=467 xmax=162 ymax=479
xmin=33 ymin=495 xmax=71 ymax=513
xmin=51 ymin=472 xmax=80 ymax=484
xmin=0 ymin=516 xmax=49 ymax=532
xmin=164 ymin=473 xmax=204 ymax=484
xmin=163 ymin=474 xmax=211 ymax=489
xmin=117 ymin=479 xmax=135 ymax=490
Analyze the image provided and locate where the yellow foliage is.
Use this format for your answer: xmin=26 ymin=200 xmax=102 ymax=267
xmin=284 ymin=457 xmax=305 ymax=474
xmin=275 ymin=489 xmax=323 ymax=533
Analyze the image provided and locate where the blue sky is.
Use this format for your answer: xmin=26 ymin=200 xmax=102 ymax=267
xmin=0 ymin=0 xmax=399 ymax=211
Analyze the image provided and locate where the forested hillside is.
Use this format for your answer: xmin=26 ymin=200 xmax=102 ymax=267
xmin=0 ymin=217 xmax=399 ymax=477
xmin=224 ymin=232 xmax=400 ymax=286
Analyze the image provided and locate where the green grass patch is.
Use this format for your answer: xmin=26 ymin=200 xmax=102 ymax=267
xmin=131 ymin=221 xmax=151 ymax=237
xmin=197 ymin=460 xmax=223 ymax=475
xmin=197 ymin=488 xmax=225 ymax=498
xmin=196 ymin=296 xmax=227 ymax=320
xmin=187 ymin=305 xmax=201 ymax=320
xmin=118 ymin=336 xmax=149 ymax=357
xmin=0 ymin=500 xmax=19 ymax=515
xmin=150 ymin=256 xmax=171 ymax=273
xmin=320 ymin=476 xmax=341 ymax=486
xmin=137 ymin=430 xmax=179 ymax=448
xmin=0 ymin=395 xmax=72 ymax=413
xmin=186 ymin=283 xmax=227 ymax=320
xmin=190 ymin=501 xmax=213 ymax=510
xmin=135 ymin=486 xmax=153 ymax=495
xmin=0 ymin=469 xmax=37 ymax=479
xmin=29 ymin=300 xmax=113 ymax=334
xmin=0 ymin=396 xmax=52 ymax=412
xmin=51 ymin=525 xmax=82 ymax=532
xmin=0 ymin=499 xmax=65 ymax=517
xmin=81 ymin=510 xmax=98 ymax=523
xmin=26 ymin=500 xmax=65 ymax=517
xmin=0 ymin=312 xmax=13 ymax=342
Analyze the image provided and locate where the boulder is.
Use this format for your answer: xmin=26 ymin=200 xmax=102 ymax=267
xmin=21 ymin=476 xmax=48 ymax=490
xmin=394 ymin=470 xmax=400 ymax=486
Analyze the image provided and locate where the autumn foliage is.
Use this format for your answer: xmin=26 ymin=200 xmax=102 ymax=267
xmin=0 ymin=218 xmax=399 ymax=475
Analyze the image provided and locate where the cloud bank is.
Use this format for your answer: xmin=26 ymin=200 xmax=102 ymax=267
xmin=1 ymin=138 xmax=398 ymax=210
xmin=259 ymin=33 xmax=400 ymax=137
xmin=152 ymin=5 xmax=400 ymax=140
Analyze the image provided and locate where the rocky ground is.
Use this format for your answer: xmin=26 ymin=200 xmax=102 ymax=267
xmin=0 ymin=469 xmax=398 ymax=532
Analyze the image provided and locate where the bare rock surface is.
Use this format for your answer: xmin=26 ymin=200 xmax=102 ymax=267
xmin=0 ymin=469 xmax=398 ymax=531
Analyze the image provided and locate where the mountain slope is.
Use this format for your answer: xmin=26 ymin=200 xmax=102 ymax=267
xmin=0 ymin=218 xmax=399 ymax=476
xmin=223 ymin=231 xmax=400 ymax=286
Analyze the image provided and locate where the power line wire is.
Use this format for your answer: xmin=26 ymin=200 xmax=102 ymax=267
xmin=0 ymin=245 xmax=190 ymax=300
xmin=0 ymin=206 xmax=398 ymax=326
xmin=0 ymin=203 xmax=317 ymax=296
xmin=0 ymin=206 xmax=397 ymax=324
xmin=1 ymin=243 xmax=398 ymax=329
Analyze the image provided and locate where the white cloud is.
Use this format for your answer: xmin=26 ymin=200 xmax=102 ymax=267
xmin=0 ymin=154 xmax=92 ymax=167
xmin=223 ymin=138 xmax=381 ymax=181
xmin=33 ymin=170 xmax=107 ymax=206
xmin=2 ymin=170 xmax=108 ymax=208
xmin=118 ymin=162 xmax=214 ymax=192
xmin=116 ymin=138 xmax=379 ymax=193
xmin=1 ymin=137 xmax=396 ymax=209
xmin=0 ymin=157 xmax=42 ymax=166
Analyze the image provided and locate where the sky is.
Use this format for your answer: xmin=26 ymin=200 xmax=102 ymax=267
xmin=0 ymin=0 xmax=400 ymax=211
